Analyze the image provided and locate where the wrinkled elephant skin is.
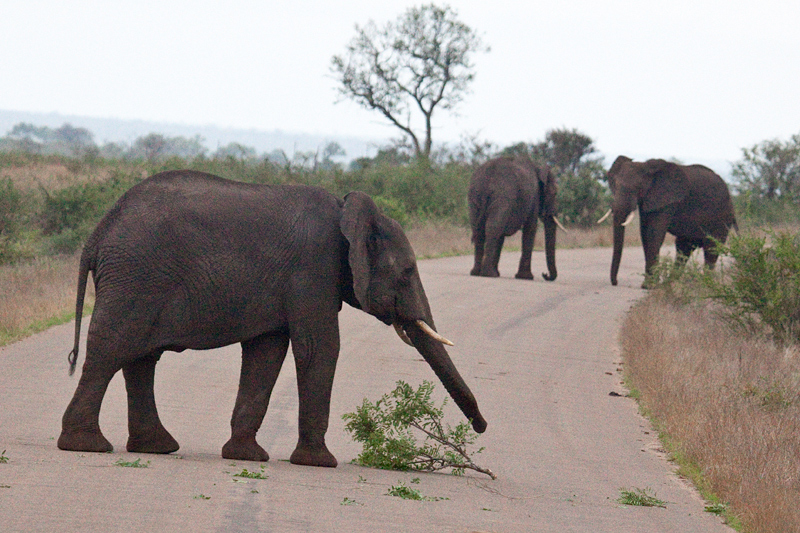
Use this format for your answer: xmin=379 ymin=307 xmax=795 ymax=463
xmin=58 ymin=170 xmax=486 ymax=466
xmin=468 ymin=156 xmax=558 ymax=281
xmin=606 ymin=156 xmax=737 ymax=288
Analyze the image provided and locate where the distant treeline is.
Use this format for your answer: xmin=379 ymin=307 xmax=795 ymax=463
xmin=1 ymin=122 xmax=799 ymax=266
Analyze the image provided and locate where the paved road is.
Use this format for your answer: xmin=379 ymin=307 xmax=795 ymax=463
xmin=0 ymin=247 xmax=732 ymax=532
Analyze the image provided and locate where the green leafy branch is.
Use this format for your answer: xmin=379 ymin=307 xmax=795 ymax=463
xmin=343 ymin=380 xmax=496 ymax=480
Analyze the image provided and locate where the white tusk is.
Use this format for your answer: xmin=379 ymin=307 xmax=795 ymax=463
xmin=554 ymin=216 xmax=568 ymax=233
xmin=415 ymin=320 xmax=454 ymax=346
xmin=597 ymin=209 xmax=612 ymax=224
xmin=622 ymin=211 xmax=636 ymax=226
xmin=394 ymin=324 xmax=414 ymax=347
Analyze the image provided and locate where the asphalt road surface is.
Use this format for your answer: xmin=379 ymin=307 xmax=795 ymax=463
xmin=0 ymin=247 xmax=733 ymax=532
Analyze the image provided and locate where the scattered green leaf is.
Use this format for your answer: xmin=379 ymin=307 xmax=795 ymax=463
xmin=617 ymin=487 xmax=667 ymax=508
xmin=114 ymin=458 xmax=150 ymax=468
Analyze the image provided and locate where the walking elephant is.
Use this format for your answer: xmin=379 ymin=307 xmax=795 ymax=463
xmin=602 ymin=156 xmax=737 ymax=287
xmin=58 ymin=170 xmax=487 ymax=467
xmin=468 ymin=156 xmax=559 ymax=280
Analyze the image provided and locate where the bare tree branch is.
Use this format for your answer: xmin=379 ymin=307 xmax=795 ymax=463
xmin=331 ymin=4 xmax=488 ymax=161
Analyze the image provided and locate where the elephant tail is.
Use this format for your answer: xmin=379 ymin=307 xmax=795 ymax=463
xmin=68 ymin=246 xmax=95 ymax=376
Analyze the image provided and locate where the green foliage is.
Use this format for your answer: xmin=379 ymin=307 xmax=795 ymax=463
xmin=114 ymin=458 xmax=150 ymax=468
xmin=0 ymin=450 xmax=8 ymax=463
xmin=342 ymin=380 xmax=495 ymax=479
xmin=0 ymin=178 xmax=25 ymax=263
xmin=233 ymin=467 xmax=268 ymax=479
xmin=732 ymin=132 xmax=800 ymax=202
xmin=733 ymin=192 xmax=800 ymax=227
xmin=617 ymin=487 xmax=667 ymax=508
xmin=386 ymin=481 xmax=448 ymax=501
xmin=556 ymin=163 xmax=611 ymax=228
xmin=40 ymin=171 xmax=139 ymax=234
xmin=649 ymin=232 xmax=800 ymax=346
xmin=704 ymin=232 xmax=800 ymax=344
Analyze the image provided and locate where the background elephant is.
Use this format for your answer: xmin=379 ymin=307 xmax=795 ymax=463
xmin=604 ymin=155 xmax=737 ymax=287
xmin=468 ymin=156 xmax=558 ymax=280
xmin=58 ymin=170 xmax=487 ymax=467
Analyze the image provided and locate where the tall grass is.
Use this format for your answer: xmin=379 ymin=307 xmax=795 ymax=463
xmin=0 ymin=253 xmax=93 ymax=345
xmin=622 ymin=293 xmax=800 ymax=532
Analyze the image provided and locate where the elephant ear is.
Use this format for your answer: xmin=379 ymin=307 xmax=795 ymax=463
xmin=641 ymin=159 xmax=688 ymax=213
xmin=341 ymin=191 xmax=379 ymax=311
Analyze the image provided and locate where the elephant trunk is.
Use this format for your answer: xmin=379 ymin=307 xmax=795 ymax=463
xmin=405 ymin=323 xmax=487 ymax=433
xmin=542 ymin=215 xmax=557 ymax=281
xmin=610 ymin=218 xmax=626 ymax=286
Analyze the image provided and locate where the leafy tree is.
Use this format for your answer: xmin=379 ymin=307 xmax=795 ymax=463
xmin=732 ymin=133 xmax=800 ymax=201
xmin=319 ymin=141 xmax=347 ymax=170
xmin=331 ymin=4 xmax=488 ymax=161
xmin=213 ymin=142 xmax=258 ymax=161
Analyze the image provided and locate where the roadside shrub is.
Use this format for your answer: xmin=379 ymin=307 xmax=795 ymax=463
xmin=704 ymin=232 xmax=800 ymax=343
xmin=0 ymin=179 xmax=26 ymax=264
xmin=650 ymin=232 xmax=800 ymax=345
xmin=39 ymin=170 xmax=139 ymax=236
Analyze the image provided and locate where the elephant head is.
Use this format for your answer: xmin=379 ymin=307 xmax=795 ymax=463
xmin=605 ymin=156 xmax=688 ymax=285
xmin=341 ymin=191 xmax=487 ymax=433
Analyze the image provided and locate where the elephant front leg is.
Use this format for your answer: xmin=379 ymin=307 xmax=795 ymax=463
xmin=515 ymin=218 xmax=537 ymax=280
xmin=222 ymin=332 xmax=290 ymax=462
xmin=289 ymin=323 xmax=340 ymax=468
xmin=124 ymin=352 xmax=179 ymax=454
xmin=640 ymin=211 xmax=671 ymax=288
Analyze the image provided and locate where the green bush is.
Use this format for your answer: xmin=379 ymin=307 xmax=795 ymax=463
xmin=342 ymin=380 xmax=495 ymax=479
xmin=39 ymin=170 xmax=140 ymax=236
xmin=704 ymin=232 xmax=800 ymax=343
xmin=733 ymin=193 xmax=800 ymax=228
xmin=0 ymin=179 xmax=25 ymax=264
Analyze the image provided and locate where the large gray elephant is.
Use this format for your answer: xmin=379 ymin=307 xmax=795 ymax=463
xmin=58 ymin=170 xmax=487 ymax=467
xmin=468 ymin=156 xmax=558 ymax=280
xmin=603 ymin=156 xmax=737 ymax=287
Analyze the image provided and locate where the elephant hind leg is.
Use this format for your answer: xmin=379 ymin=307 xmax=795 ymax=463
xmin=58 ymin=359 xmax=118 ymax=453
xmin=222 ymin=331 xmax=290 ymax=462
xmin=124 ymin=351 xmax=179 ymax=454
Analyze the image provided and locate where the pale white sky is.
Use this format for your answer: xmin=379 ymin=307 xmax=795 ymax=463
xmin=2 ymin=0 xmax=799 ymax=169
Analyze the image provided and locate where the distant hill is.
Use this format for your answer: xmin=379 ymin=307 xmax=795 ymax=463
xmin=0 ymin=109 xmax=380 ymax=162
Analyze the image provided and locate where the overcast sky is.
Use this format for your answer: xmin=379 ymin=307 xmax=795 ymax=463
xmin=2 ymin=0 xmax=799 ymax=169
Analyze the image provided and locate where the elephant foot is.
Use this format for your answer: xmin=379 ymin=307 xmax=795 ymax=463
xmin=514 ymin=271 xmax=534 ymax=280
xmin=479 ymin=269 xmax=500 ymax=278
xmin=58 ymin=429 xmax=113 ymax=453
xmin=221 ymin=437 xmax=269 ymax=462
xmin=127 ymin=429 xmax=180 ymax=454
xmin=470 ymin=267 xmax=481 ymax=276
xmin=289 ymin=445 xmax=337 ymax=468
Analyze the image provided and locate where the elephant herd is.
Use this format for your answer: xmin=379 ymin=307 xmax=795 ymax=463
xmin=468 ymin=154 xmax=737 ymax=287
xmin=57 ymin=156 xmax=737 ymax=468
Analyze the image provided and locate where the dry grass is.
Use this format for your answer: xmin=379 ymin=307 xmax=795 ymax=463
xmin=0 ymin=162 xmax=112 ymax=192
xmin=0 ymin=253 xmax=93 ymax=345
xmin=621 ymin=293 xmax=800 ymax=532
xmin=406 ymin=219 xmax=633 ymax=259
